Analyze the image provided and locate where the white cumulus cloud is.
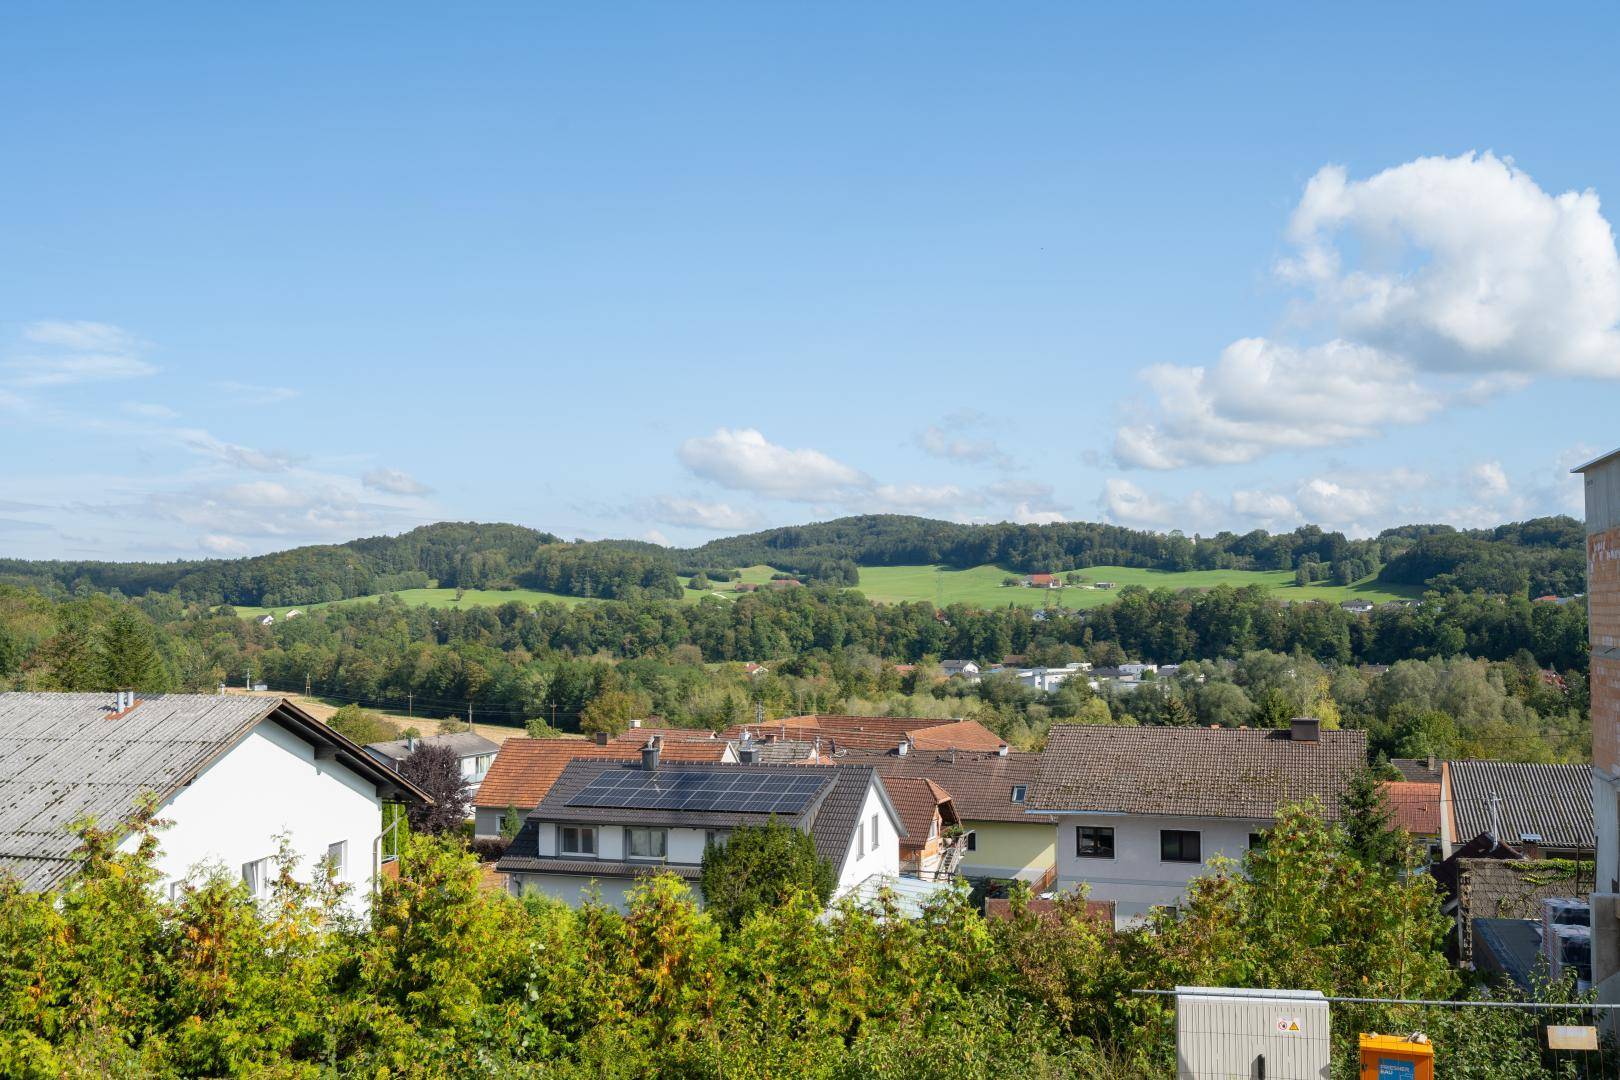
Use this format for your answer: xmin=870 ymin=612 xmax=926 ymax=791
xmin=1115 ymin=338 xmax=1442 ymax=469
xmin=678 ymin=427 xmax=870 ymax=501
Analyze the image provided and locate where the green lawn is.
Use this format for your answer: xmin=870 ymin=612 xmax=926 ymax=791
xmin=231 ymin=562 xmax=1419 ymax=621
xmin=232 ymin=586 xmax=600 ymax=620
xmin=849 ymin=563 xmax=1421 ymax=609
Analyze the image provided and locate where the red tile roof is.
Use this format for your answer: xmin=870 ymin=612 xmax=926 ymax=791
xmin=725 ymin=714 xmax=1004 ymax=754
xmin=474 ymin=736 xmax=729 ymax=810
xmin=1383 ymin=780 xmax=1440 ymax=837
xmin=882 ymin=776 xmax=959 ymax=847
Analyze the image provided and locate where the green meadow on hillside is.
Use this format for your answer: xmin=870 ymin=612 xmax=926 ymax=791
xmin=232 ymin=562 xmax=1419 ymax=621
xmin=849 ymin=563 xmax=1421 ymax=609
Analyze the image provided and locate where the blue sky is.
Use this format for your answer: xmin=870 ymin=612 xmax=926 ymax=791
xmin=3 ymin=4 xmax=1619 ymax=560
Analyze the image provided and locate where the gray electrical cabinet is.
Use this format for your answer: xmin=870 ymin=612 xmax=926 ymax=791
xmin=1174 ymin=986 xmax=1331 ymax=1080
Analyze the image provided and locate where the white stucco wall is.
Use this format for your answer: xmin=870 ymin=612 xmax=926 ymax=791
xmin=1052 ymin=812 xmax=1265 ymax=928
xmin=119 ymin=719 xmax=385 ymax=918
xmin=835 ymin=779 xmax=902 ymax=889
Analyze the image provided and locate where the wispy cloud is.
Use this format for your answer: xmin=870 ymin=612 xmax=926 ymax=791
xmin=5 ymin=321 xmax=157 ymax=386
xmin=361 ymin=467 xmax=433 ymax=496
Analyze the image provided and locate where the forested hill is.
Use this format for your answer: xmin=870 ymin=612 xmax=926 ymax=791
xmin=0 ymin=513 xmax=1587 ymax=607
xmin=682 ymin=514 xmax=1587 ymax=597
xmin=0 ymin=523 xmax=565 ymax=607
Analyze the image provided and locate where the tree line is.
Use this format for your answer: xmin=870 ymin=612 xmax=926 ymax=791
xmin=0 ymin=799 xmax=1595 ymax=1077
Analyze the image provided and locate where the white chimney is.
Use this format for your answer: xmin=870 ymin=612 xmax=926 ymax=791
xmin=997 ymin=743 xmax=1009 ymax=757
xmin=629 ymin=717 xmax=642 ymax=729
xmin=897 ymin=740 xmax=909 ymax=757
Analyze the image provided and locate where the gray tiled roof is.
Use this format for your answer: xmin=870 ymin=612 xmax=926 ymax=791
xmin=1446 ymin=761 xmax=1594 ymax=850
xmin=494 ymin=856 xmax=703 ymax=881
xmin=1030 ymin=725 xmax=1367 ymax=822
xmin=0 ymin=692 xmax=428 ymax=891
xmin=497 ymin=761 xmax=896 ymax=878
xmin=366 ymin=731 xmax=499 ymax=762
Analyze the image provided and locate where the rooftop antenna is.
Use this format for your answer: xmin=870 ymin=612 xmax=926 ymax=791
xmin=1485 ymin=791 xmax=1504 ymax=843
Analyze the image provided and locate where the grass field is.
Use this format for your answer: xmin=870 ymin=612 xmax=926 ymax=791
xmin=849 ymin=563 xmax=1422 ymax=609
xmin=232 ymin=562 xmax=1420 ymax=621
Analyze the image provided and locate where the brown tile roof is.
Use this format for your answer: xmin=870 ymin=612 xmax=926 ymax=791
xmin=882 ymin=776 xmax=959 ymax=845
xmin=908 ymin=720 xmax=1006 ymax=752
xmin=1030 ymin=725 xmax=1367 ymax=822
xmin=474 ymin=736 xmax=729 ymax=810
xmin=1445 ymin=761 xmax=1594 ymax=850
xmin=836 ymin=748 xmax=1056 ymax=824
xmin=1383 ymin=780 xmax=1440 ymax=836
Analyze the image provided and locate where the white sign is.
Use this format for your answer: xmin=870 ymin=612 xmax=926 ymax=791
xmin=1275 ymin=1016 xmax=1302 ymax=1033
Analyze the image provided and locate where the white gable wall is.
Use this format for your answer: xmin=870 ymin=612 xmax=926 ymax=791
xmin=835 ymin=778 xmax=902 ymax=889
xmin=118 ymin=718 xmax=385 ymax=917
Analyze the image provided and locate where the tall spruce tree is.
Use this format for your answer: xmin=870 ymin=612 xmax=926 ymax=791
xmin=1339 ymin=768 xmax=1409 ymax=872
xmin=96 ymin=607 xmax=167 ymax=691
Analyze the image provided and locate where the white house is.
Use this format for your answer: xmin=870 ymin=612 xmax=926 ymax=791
xmin=257 ymin=614 xmax=275 ymax=626
xmin=1030 ymin=718 xmax=1366 ymax=928
xmin=497 ymin=739 xmax=905 ymax=911
xmin=940 ymin=660 xmax=981 ymax=679
xmin=1015 ymin=665 xmax=1088 ymax=694
xmin=365 ymin=730 xmax=500 ymax=798
xmin=0 ymin=692 xmax=428 ymax=918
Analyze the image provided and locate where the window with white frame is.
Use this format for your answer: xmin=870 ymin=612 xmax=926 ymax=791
xmin=869 ymin=812 xmax=879 ymax=851
xmin=1010 ymin=785 xmax=1027 ymax=803
xmin=325 ymin=841 xmax=347 ymax=880
xmin=560 ymin=826 xmax=597 ymax=856
xmin=857 ymin=823 xmax=865 ymax=857
xmin=626 ymin=827 xmax=667 ymax=860
xmin=241 ymin=857 xmax=272 ymax=899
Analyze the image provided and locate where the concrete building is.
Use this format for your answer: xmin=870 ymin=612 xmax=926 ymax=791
xmin=0 ymin=693 xmax=427 ymax=918
xmin=1573 ymin=448 xmax=1620 ymax=1008
xmin=1031 ymin=719 xmax=1365 ymax=928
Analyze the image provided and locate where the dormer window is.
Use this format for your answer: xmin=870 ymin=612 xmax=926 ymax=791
xmin=1010 ymin=785 xmax=1027 ymax=803
xmin=560 ymin=826 xmax=597 ymax=856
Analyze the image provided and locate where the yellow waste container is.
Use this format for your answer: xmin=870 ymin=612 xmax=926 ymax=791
xmin=1358 ymin=1033 xmax=1434 ymax=1080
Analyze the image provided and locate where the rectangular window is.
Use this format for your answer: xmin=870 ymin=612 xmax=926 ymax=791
xmin=241 ymin=857 xmax=272 ymax=899
xmin=1076 ymin=826 xmax=1115 ymax=859
xmin=1248 ymin=831 xmax=1267 ymax=851
xmin=167 ymin=880 xmax=187 ymax=902
xmin=1160 ymin=830 xmax=1202 ymax=863
xmin=870 ymin=813 xmax=880 ymax=851
xmin=626 ymin=827 xmax=667 ymax=860
xmin=704 ymin=830 xmax=728 ymax=850
xmin=325 ymin=841 xmax=347 ymax=879
xmin=560 ymin=826 xmax=597 ymax=856
xmin=965 ymin=830 xmax=977 ymax=851
xmin=1010 ymin=785 xmax=1027 ymax=803
xmin=857 ymin=824 xmax=865 ymax=857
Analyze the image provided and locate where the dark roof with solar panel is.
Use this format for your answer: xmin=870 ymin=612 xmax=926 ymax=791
xmin=496 ymin=759 xmax=905 ymax=878
xmin=566 ymin=767 xmax=828 ymax=815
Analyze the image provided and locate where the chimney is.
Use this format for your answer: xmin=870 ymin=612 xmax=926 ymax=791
xmin=738 ymin=745 xmax=758 ymax=764
xmin=1519 ymin=833 xmax=1544 ymax=860
xmin=1428 ymin=753 xmax=1437 ymax=772
xmin=641 ymin=736 xmax=662 ymax=771
xmin=629 ymin=717 xmax=642 ymax=729
xmin=594 ymin=731 xmax=610 ymax=746
xmin=406 ymin=735 xmax=419 ymax=753
xmin=1289 ymin=716 xmax=1320 ymax=743
xmin=112 ymin=689 xmax=135 ymax=713
xmin=897 ymin=740 xmax=909 ymax=757
xmin=997 ymin=743 xmax=1009 ymax=758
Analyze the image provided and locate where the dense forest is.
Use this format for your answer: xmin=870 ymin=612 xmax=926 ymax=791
xmin=0 ymin=572 xmax=1591 ymax=762
xmin=0 ymin=513 xmax=1590 ymax=607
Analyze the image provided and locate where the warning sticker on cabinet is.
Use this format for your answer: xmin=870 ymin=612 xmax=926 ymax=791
xmin=1275 ymin=1016 xmax=1301 ymax=1033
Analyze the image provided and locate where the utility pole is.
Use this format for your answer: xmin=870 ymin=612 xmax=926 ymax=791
xmin=305 ymin=672 xmax=311 ymax=698
xmin=407 ymin=691 xmax=413 ymax=719
xmin=755 ymin=700 xmax=765 ymax=726
xmin=467 ymin=701 xmax=473 ymax=729
xmin=245 ymin=667 xmax=251 ymax=691
xmin=549 ymin=701 xmax=558 ymax=729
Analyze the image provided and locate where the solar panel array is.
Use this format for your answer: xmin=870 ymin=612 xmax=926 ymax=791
xmin=566 ymin=768 xmax=828 ymax=815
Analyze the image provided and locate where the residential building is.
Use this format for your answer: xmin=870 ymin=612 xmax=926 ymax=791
xmin=1031 ymin=719 xmax=1365 ymax=927
xmin=0 ymin=692 xmax=427 ymax=916
xmin=496 ymin=742 xmax=904 ymax=910
xmin=1390 ymin=756 xmax=1442 ymax=784
xmin=847 ymin=747 xmax=1058 ymax=884
xmin=1340 ymin=599 xmax=1375 ymax=614
xmin=940 ymin=660 xmax=981 ymax=679
xmin=1383 ymin=780 xmax=1441 ymax=858
xmin=365 ymin=731 xmax=500 ymax=797
xmin=1439 ymin=760 xmax=1595 ymax=859
xmin=472 ymin=734 xmax=733 ymax=838
xmin=1023 ymin=573 xmax=1059 ymax=588
xmin=723 ymin=714 xmax=1004 ymax=755
xmin=881 ymin=776 xmax=965 ymax=879
xmin=1015 ymin=664 xmax=1088 ymax=693
xmin=1575 ymin=447 xmax=1620 ymax=1008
